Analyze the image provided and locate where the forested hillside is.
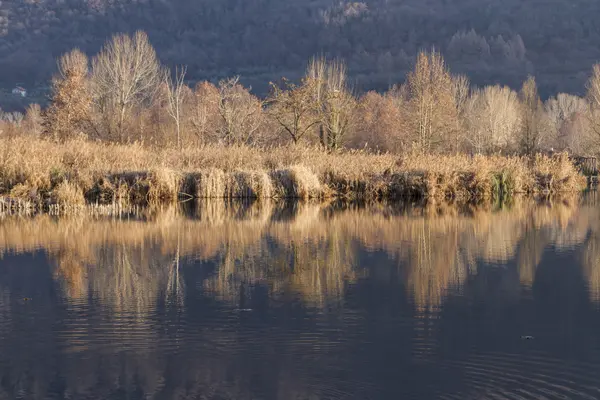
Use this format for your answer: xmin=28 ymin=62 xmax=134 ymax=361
xmin=0 ymin=0 xmax=599 ymax=98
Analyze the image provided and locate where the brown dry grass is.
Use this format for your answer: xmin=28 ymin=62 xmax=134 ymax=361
xmin=51 ymin=181 xmax=86 ymax=206
xmin=0 ymin=137 xmax=587 ymax=208
xmin=271 ymin=166 xmax=324 ymax=199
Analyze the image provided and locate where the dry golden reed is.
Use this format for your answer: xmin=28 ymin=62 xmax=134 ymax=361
xmin=0 ymin=137 xmax=587 ymax=208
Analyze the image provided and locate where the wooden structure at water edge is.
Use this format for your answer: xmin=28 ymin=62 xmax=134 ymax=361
xmin=571 ymin=156 xmax=599 ymax=188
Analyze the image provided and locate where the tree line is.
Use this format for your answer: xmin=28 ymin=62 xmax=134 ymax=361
xmin=4 ymin=30 xmax=600 ymax=157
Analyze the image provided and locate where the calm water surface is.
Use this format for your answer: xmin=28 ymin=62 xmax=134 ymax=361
xmin=1 ymin=197 xmax=600 ymax=399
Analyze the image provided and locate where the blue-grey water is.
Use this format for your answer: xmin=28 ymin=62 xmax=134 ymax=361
xmin=1 ymin=197 xmax=600 ymax=399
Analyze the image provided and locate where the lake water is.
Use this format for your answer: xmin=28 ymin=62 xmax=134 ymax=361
xmin=1 ymin=196 xmax=600 ymax=399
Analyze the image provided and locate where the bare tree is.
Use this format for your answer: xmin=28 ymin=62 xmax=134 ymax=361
xmin=23 ymin=104 xmax=43 ymax=137
xmin=350 ymin=90 xmax=407 ymax=152
xmin=448 ymin=30 xmax=491 ymax=60
xmin=266 ymin=77 xmax=320 ymax=144
xmin=164 ymin=66 xmax=188 ymax=149
xmin=44 ymin=49 xmax=92 ymax=141
xmin=545 ymin=93 xmax=588 ymax=152
xmin=306 ymin=56 xmax=356 ymax=151
xmin=405 ymin=50 xmax=459 ymax=154
xmin=0 ymin=111 xmax=23 ymax=125
xmin=465 ymin=85 xmax=521 ymax=154
xmin=0 ymin=110 xmax=23 ymax=139
xmin=451 ymin=74 xmax=470 ymax=153
xmin=187 ymin=81 xmax=221 ymax=145
xmin=216 ymin=77 xmax=264 ymax=145
xmin=464 ymin=93 xmax=488 ymax=154
xmin=585 ymin=64 xmax=600 ymax=151
xmin=91 ymin=31 xmax=161 ymax=142
xmin=560 ymin=112 xmax=592 ymax=155
xmin=452 ymin=74 xmax=470 ymax=118
xmin=518 ymin=76 xmax=547 ymax=155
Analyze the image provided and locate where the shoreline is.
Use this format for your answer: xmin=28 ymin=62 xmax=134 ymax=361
xmin=0 ymin=137 xmax=588 ymax=212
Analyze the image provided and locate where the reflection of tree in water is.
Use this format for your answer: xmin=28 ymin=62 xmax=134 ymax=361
xmin=549 ymin=194 xmax=600 ymax=303
xmin=50 ymin=239 xmax=184 ymax=316
xmin=0 ymin=196 xmax=595 ymax=311
xmin=36 ymin=197 xmax=600 ymax=315
xmin=403 ymin=218 xmax=471 ymax=311
xmin=0 ymin=197 xmax=600 ymax=397
xmin=205 ymin=221 xmax=358 ymax=308
xmin=91 ymin=244 xmax=180 ymax=314
xmin=516 ymin=227 xmax=546 ymax=287
xmin=51 ymin=249 xmax=89 ymax=300
xmin=581 ymin=230 xmax=600 ymax=303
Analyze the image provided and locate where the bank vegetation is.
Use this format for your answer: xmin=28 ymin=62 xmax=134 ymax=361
xmin=0 ymin=31 xmax=595 ymax=207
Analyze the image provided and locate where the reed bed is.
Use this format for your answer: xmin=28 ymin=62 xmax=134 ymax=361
xmin=0 ymin=137 xmax=587 ymax=208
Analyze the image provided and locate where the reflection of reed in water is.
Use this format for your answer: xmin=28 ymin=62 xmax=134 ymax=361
xmin=1 ymin=198 xmax=600 ymax=399
xmin=204 ymin=197 xmax=588 ymax=310
xmin=89 ymin=244 xmax=174 ymax=315
xmin=538 ymin=198 xmax=600 ymax=303
xmin=516 ymin=230 xmax=545 ymax=287
xmin=405 ymin=219 xmax=473 ymax=311
xmin=580 ymin=228 xmax=600 ymax=303
xmin=290 ymin=237 xmax=357 ymax=305
xmin=0 ymin=196 xmax=595 ymax=311
xmin=577 ymin=193 xmax=600 ymax=302
xmin=51 ymin=249 xmax=89 ymax=300
xmin=275 ymin=206 xmax=358 ymax=307
xmin=204 ymin=202 xmax=357 ymax=307
xmin=50 ymin=233 xmax=185 ymax=317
